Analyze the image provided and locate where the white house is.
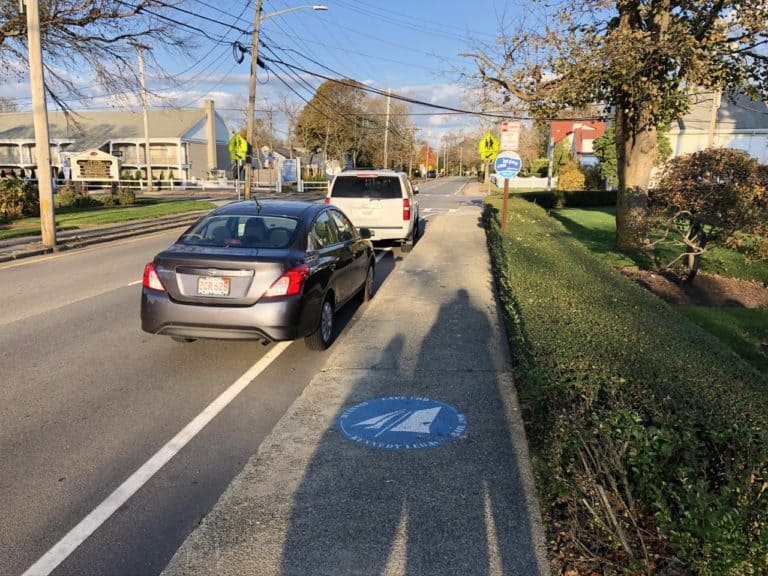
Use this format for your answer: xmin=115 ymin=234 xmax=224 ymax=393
xmin=0 ymin=100 xmax=231 ymax=183
xmin=668 ymin=91 xmax=768 ymax=164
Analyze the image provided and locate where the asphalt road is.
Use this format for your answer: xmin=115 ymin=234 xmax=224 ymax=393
xmin=0 ymin=177 xmax=472 ymax=576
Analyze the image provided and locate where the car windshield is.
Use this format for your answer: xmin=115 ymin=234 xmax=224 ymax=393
xmin=331 ymin=175 xmax=401 ymax=199
xmin=179 ymin=215 xmax=299 ymax=249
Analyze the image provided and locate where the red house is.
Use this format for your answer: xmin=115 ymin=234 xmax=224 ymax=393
xmin=550 ymin=120 xmax=607 ymax=166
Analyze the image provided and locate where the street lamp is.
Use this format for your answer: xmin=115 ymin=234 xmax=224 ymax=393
xmin=245 ymin=3 xmax=328 ymax=198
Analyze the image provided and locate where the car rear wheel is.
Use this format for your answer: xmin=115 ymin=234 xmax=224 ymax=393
xmin=305 ymin=297 xmax=334 ymax=350
xmin=358 ymin=260 xmax=375 ymax=302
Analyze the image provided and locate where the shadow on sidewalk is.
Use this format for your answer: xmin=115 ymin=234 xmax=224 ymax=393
xmin=278 ymin=289 xmax=545 ymax=575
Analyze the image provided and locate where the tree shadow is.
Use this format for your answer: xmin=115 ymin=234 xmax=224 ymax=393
xmin=279 ymin=289 xmax=546 ymax=575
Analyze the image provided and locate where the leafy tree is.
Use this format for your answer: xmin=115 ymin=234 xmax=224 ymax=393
xmin=652 ymin=148 xmax=768 ymax=281
xmin=594 ymin=124 xmax=673 ymax=189
xmin=463 ymin=0 xmax=768 ymax=249
xmin=0 ymin=0 xmax=190 ymax=110
xmin=593 ymin=127 xmax=618 ymax=189
xmin=551 ymin=139 xmax=571 ymax=176
xmin=296 ymin=80 xmax=368 ymax=169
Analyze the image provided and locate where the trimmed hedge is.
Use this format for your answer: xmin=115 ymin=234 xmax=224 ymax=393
xmin=484 ymin=197 xmax=768 ymax=574
xmin=515 ymin=189 xmax=616 ymax=209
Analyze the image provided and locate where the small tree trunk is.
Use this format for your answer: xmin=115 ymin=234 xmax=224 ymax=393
xmin=615 ymin=105 xmax=658 ymax=250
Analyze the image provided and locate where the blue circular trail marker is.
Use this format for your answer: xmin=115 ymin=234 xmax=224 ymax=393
xmin=337 ymin=396 xmax=467 ymax=450
xmin=494 ymin=151 xmax=522 ymax=179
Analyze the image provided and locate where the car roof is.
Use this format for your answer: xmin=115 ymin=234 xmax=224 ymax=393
xmin=335 ymin=169 xmax=404 ymax=176
xmin=211 ymin=200 xmax=321 ymax=219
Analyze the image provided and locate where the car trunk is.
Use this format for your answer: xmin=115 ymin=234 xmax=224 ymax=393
xmin=154 ymin=246 xmax=289 ymax=306
xmin=329 ymin=174 xmax=403 ymax=230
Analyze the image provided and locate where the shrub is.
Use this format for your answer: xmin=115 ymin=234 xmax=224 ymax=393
xmin=515 ymin=190 xmax=617 ymax=209
xmin=56 ymin=182 xmax=100 ymax=209
xmin=117 ymin=188 xmax=136 ymax=205
xmin=484 ymin=196 xmax=768 ymax=574
xmin=531 ymin=158 xmax=550 ymax=177
xmin=556 ymin=160 xmax=586 ymax=191
xmin=0 ymin=178 xmax=39 ymax=221
xmin=652 ymin=148 xmax=768 ymax=281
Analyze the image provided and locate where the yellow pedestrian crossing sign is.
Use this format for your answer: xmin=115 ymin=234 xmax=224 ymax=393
xmin=228 ymin=132 xmax=248 ymax=161
xmin=478 ymin=133 xmax=499 ymax=161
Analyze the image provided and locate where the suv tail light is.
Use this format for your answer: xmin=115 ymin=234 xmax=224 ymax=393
xmin=143 ymin=263 xmax=166 ymax=292
xmin=264 ymin=264 xmax=309 ymax=297
xmin=403 ymin=198 xmax=411 ymax=221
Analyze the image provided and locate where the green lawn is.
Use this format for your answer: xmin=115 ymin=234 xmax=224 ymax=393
xmin=679 ymin=307 xmax=768 ymax=375
xmin=551 ymin=207 xmax=768 ymax=284
xmin=551 ymin=207 xmax=768 ymax=376
xmin=0 ymin=198 xmax=215 ymax=241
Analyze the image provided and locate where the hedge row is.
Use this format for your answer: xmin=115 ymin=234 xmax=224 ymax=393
xmin=484 ymin=197 xmax=768 ymax=574
xmin=513 ymin=189 xmax=617 ymax=209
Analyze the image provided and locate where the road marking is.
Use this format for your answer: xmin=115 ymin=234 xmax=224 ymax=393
xmin=127 ymin=280 xmax=142 ymax=286
xmin=22 ymin=341 xmax=292 ymax=576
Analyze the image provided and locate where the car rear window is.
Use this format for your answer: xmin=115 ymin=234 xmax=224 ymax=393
xmin=330 ymin=175 xmax=402 ymax=199
xmin=179 ymin=215 xmax=298 ymax=249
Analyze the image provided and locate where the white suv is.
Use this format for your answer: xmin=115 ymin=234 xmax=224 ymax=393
xmin=325 ymin=169 xmax=420 ymax=252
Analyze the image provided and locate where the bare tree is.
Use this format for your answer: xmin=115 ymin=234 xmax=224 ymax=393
xmin=0 ymin=0 xmax=193 ymax=110
xmin=0 ymin=95 xmax=17 ymax=111
xmin=277 ymin=95 xmax=302 ymax=158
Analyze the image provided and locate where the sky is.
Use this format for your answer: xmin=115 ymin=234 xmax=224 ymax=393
xmin=147 ymin=0 xmax=515 ymax=143
xmin=23 ymin=0 xmax=519 ymax=147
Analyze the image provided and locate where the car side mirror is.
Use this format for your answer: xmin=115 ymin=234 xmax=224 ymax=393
xmin=358 ymin=227 xmax=373 ymax=239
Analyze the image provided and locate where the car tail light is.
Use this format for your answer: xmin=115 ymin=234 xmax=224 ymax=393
xmin=143 ymin=263 xmax=166 ymax=292
xmin=324 ymin=197 xmax=331 ymax=204
xmin=403 ymin=198 xmax=411 ymax=221
xmin=264 ymin=264 xmax=309 ymax=297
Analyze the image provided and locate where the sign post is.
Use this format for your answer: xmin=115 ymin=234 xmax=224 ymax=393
xmin=494 ymin=151 xmax=522 ymax=230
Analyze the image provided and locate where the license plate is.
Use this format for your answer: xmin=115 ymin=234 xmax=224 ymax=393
xmin=197 ymin=276 xmax=230 ymax=296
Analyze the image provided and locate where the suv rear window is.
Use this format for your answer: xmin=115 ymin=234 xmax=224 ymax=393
xmin=330 ymin=175 xmax=401 ymax=199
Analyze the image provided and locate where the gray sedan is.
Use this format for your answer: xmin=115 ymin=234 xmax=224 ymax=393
xmin=141 ymin=200 xmax=375 ymax=350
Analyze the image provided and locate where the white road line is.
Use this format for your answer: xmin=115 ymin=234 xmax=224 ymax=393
xmin=127 ymin=280 xmax=142 ymax=286
xmin=22 ymin=341 xmax=292 ymax=576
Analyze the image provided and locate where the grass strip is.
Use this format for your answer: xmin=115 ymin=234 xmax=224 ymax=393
xmin=0 ymin=198 xmax=215 ymax=240
xmin=484 ymin=197 xmax=768 ymax=574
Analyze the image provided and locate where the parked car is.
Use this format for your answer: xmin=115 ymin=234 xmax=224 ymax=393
xmin=141 ymin=200 xmax=375 ymax=350
xmin=325 ymin=169 xmax=420 ymax=252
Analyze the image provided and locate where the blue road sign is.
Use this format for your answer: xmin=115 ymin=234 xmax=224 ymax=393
xmin=494 ymin=151 xmax=522 ymax=179
xmin=337 ymin=396 xmax=467 ymax=450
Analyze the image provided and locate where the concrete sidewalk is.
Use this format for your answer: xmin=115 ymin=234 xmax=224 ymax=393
xmin=162 ymin=184 xmax=550 ymax=576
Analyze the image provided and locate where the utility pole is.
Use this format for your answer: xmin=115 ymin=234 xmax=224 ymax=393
xmin=383 ymin=88 xmax=391 ymax=169
xmin=25 ymin=0 xmax=56 ymax=248
xmin=136 ymin=44 xmax=153 ymax=192
xmin=444 ymin=137 xmax=448 ymax=176
xmin=245 ymin=0 xmax=264 ymax=199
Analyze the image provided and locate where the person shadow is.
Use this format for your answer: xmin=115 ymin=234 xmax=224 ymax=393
xmin=279 ymin=289 xmax=547 ymax=575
